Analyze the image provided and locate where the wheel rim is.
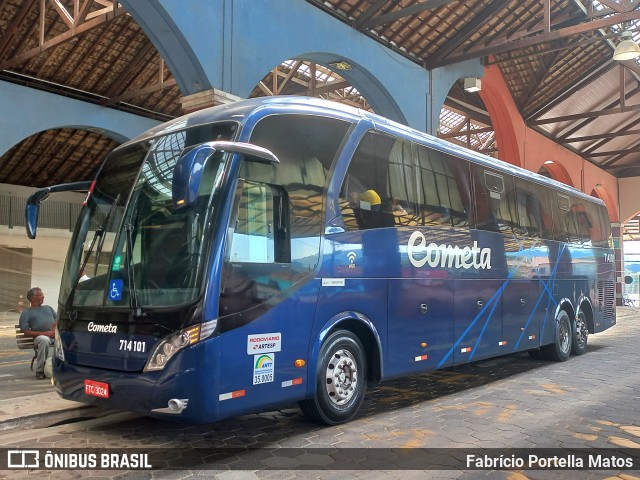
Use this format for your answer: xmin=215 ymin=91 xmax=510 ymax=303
xmin=576 ymin=314 xmax=588 ymax=348
xmin=325 ymin=348 xmax=358 ymax=406
xmin=559 ymin=319 xmax=571 ymax=353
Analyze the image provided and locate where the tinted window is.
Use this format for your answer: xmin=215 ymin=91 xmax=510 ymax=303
xmin=472 ymin=166 xmax=517 ymax=233
xmin=415 ymin=146 xmax=470 ymax=228
xmin=340 ymin=132 xmax=401 ymax=230
xmin=219 ymin=114 xmax=351 ymax=318
xmin=515 ymin=179 xmax=553 ymax=239
xmin=553 ymin=193 xmax=581 ymax=243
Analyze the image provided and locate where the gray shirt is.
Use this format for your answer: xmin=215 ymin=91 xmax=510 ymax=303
xmin=19 ymin=306 xmax=57 ymax=333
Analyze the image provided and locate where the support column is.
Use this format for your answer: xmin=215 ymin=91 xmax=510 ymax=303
xmin=181 ymin=89 xmax=243 ymax=114
xmin=611 ymin=222 xmax=624 ymax=306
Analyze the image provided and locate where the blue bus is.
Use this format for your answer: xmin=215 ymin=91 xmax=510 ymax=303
xmin=26 ymin=96 xmax=616 ymax=425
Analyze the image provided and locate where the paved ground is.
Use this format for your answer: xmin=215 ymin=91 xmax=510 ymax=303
xmin=0 ymin=308 xmax=639 ymax=478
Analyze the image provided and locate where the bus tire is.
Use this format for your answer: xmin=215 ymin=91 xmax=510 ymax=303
xmin=571 ymin=311 xmax=588 ymax=356
xmin=299 ymin=330 xmax=366 ymax=425
xmin=541 ymin=310 xmax=572 ymax=362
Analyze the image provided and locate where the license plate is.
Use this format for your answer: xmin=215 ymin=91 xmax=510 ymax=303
xmin=84 ymin=379 xmax=109 ymax=398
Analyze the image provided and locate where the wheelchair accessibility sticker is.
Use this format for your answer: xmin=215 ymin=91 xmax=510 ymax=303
xmin=108 ymin=279 xmax=123 ymax=301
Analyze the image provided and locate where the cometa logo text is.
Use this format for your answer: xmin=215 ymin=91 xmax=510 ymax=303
xmin=87 ymin=322 xmax=118 ymax=333
xmin=407 ymin=231 xmax=492 ymax=270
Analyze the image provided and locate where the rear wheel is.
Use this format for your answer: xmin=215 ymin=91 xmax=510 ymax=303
xmin=571 ymin=311 xmax=588 ymax=356
xmin=541 ymin=310 xmax=572 ymax=362
xmin=299 ymin=330 xmax=366 ymax=425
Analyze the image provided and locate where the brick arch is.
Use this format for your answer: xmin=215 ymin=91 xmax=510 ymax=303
xmin=538 ymin=160 xmax=574 ymax=187
xmin=477 ymin=65 xmax=522 ymax=167
xmin=591 ymin=184 xmax=619 ymax=222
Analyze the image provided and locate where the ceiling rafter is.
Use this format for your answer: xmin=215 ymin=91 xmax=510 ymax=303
xmin=105 ymin=77 xmax=177 ymax=106
xmin=435 ymin=8 xmax=640 ymax=67
xmin=357 ymin=0 xmax=455 ymax=30
xmin=600 ymin=137 xmax=640 ymax=167
xmin=75 ymin=18 xmax=130 ymax=90
xmin=103 ymin=41 xmax=154 ymax=99
xmin=354 ymin=0 xmax=389 ymax=29
xmin=525 ymin=59 xmax=617 ymax=119
xmin=0 ymin=0 xmax=37 ymax=60
xmin=274 ymin=60 xmax=303 ymax=94
xmin=554 ymin=82 xmax=640 ymax=138
xmin=0 ymin=2 xmax=125 ymax=70
xmin=423 ymin=0 xmax=511 ymax=67
xmin=560 ymin=126 xmax=640 ymax=143
xmin=588 ymin=146 xmax=640 ymax=157
xmin=517 ymin=49 xmax=564 ymax=110
xmin=530 ymin=103 xmax=640 ymax=125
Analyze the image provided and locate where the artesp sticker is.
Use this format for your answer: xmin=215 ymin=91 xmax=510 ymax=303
xmin=247 ymin=332 xmax=282 ymax=355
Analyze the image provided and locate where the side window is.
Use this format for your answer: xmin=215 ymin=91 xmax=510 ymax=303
xmin=388 ymin=140 xmax=419 ymax=226
xmin=227 ymin=181 xmax=289 ymax=263
xmin=339 ymin=132 xmax=399 ymax=230
xmin=514 ymin=180 xmax=554 ymax=239
xmin=220 ymin=180 xmax=290 ymax=317
xmin=247 ymin=113 xmax=350 ymax=273
xmin=597 ymin=204 xmax=613 ymax=248
xmin=415 ymin=146 xmax=470 ymax=228
xmin=572 ymin=202 xmax=593 ymax=245
xmin=553 ymin=193 xmax=580 ymax=243
xmin=472 ymin=166 xmax=517 ymax=233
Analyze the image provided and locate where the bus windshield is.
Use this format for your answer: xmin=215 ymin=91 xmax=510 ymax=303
xmin=60 ymin=122 xmax=238 ymax=309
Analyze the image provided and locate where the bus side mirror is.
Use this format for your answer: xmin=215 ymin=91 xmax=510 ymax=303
xmin=25 ymin=181 xmax=92 ymax=239
xmin=25 ymin=191 xmax=48 ymax=239
xmin=172 ymin=141 xmax=279 ymax=210
xmin=172 ymin=144 xmax=217 ymax=210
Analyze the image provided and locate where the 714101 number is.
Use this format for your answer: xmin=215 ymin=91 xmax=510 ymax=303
xmin=119 ymin=340 xmax=146 ymax=352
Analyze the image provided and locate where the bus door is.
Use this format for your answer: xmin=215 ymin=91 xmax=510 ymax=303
xmin=501 ymin=269 xmax=547 ymax=353
xmin=452 ymin=167 xmax=512 ymax=364
xmin=502 ymin=182 xmax=554 ymax=352
xmin=387 ymin=274 xmax=454 ymax=376
xmin=453 ymin=276 xmax=502 ymax=364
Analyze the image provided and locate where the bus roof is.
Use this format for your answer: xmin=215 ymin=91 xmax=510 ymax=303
xmin=120 ymin=95 xmax=605 ymax=208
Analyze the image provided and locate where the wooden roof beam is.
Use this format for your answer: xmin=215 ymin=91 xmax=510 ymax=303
xmin=76 ymin=0 xmax=95 ymax=24
xmin=555 ymin=82 xmax=640 ymax=138
xmin=104 ymin=78 xmax=177 ymax=106
xmin=530 ymin=103 xmax=640 ymax=125
xmin=0 ymin=0 xmax=37 ymax=59
xmin=588 ymin=147 xmax=640 ymax=158
xmin=355 ymin=0 xmax=389 ymax=30
xmin=435 ymin=9 xmax=640 ymax=68
xmin=357 ymin=0 xmax=456 ymax=30
xmin=0 ymin=5 xmax=125 ymax=70
xmin=103 ymin=41 xmax=155 ymax=98
xmin=49 ymin=0 xmax=75 ymax=29
xmin=423 ymin=0 xmax=510 ymax=67
xmin=560 ymin=127 xmax=640 ymax=143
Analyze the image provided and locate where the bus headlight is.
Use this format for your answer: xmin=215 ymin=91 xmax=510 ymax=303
xmin=54 ymin=326 xmax=65 ymax=361
xmin=144 ymin=325 xmax=201 ymax=372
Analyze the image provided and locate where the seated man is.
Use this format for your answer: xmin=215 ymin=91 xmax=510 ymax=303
xmin=19 ymin=287 xmax=56 ymax=380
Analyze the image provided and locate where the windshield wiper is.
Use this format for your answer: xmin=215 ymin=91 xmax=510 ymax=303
xmin=65 ymin=194 xmax=120 ymax=317
xmin=124 ymin=222 xmax=142 ymax=317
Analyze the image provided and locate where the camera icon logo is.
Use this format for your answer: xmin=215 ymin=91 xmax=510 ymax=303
xmin=7 ymin=450 xmax=40 ymax=468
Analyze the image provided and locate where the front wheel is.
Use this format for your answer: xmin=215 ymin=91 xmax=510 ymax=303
xmin=571 ymin=311 xmax=588 ymax=356
xmin=299 ymin=330 xmax=367 ymax=425
xmin=541 ymin=310 xmax=572 ymax=362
